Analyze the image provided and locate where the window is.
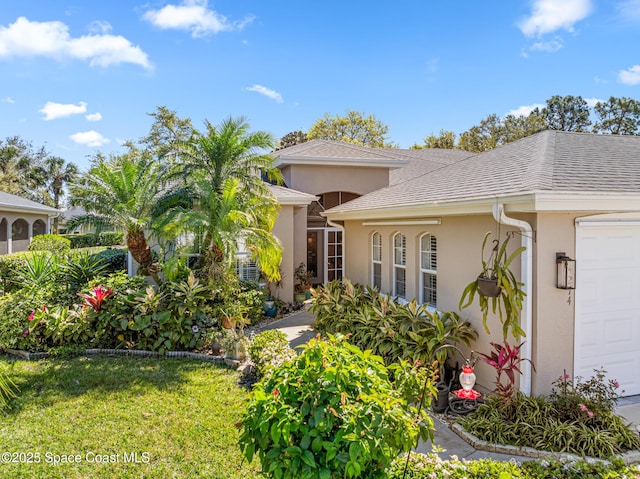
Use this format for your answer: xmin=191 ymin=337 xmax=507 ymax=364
xmin=371 ymin=232 xmax=382 ymax=290
xmin=420 ymin=234 xmax=437 ymax=306
xmin=393 ymin=233 xmax=406 ymax=298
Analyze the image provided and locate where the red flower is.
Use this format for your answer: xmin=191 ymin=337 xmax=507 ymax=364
xmin=78 ymin=285 xmax=114 ymax=312
xmin=28 ymin=310 xmax=36 ymax=321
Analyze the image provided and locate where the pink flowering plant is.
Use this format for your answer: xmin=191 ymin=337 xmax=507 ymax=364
xmin=550 ymin=368 xmax=622 ymax=423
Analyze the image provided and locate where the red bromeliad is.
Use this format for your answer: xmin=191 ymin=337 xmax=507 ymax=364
xmin=78 ymin=285 xmax=114 ymax=312
xmin=477 ymin=341 xmax=535 ymax=400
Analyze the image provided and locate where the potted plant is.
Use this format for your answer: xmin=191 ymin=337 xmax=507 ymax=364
xmin=218 ymin=304 xmax=250 ymax=362
xmin=294 ymin=262 xmax=313 ymax=303
xmin=459 ymin=231 xmax=526 ymax=339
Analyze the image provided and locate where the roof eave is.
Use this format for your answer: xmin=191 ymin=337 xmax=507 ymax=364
xmin=0 ymin=203 xmax=61 ymax=215
xmin=274 ymin=155 xmax=409 ymax=169
xmin=322 ymin=191 xmax=640 ymax=221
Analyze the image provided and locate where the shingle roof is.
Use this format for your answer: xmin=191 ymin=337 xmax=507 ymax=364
xmin=0 ymin=190 xmax=60 ymax=214
xmin=269 ymin=185 xmax=318 ymax=205
xmin=325 ymin=130 xmax=640 ymax=215
xmin=273 ymin=139 xmax=408 ymax=164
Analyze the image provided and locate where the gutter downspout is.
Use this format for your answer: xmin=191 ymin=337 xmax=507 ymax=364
xmin=326 ymin=218 xmax=346 ymax=280
xmin=492 ymin=204 xmax=533 ymax=396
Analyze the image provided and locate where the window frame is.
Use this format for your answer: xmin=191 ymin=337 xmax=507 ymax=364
xmin=371 ymin=232 xmax=382 ymax=290
xmin=419 ymin=233 xmax=437 ymax=307
xmin=393 ymin=232 xmax=406 ymax=298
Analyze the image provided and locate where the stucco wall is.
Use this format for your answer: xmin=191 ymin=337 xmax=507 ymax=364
xmin=0 ymin=212 xmax=51 ymax=254
xmin=271 ymin=205 xmax=296 ymax=303
xmin=282 ymin=165 xmax=389 ymax=196
xmin=343 ymin=214 xmax=527 ymax=392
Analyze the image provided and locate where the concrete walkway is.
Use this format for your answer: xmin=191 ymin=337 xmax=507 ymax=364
xmin=259 ymin=306 xmax=317 ymax=349
xmin=263 ymin=308 xmax=640 ymax=462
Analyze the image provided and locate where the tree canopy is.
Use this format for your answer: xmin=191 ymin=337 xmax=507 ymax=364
xmin=307 ymin=110 xmax=392 ymax=147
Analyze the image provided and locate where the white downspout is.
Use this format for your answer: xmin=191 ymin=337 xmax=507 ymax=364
xmin=326 ymin=219 xmax=346 ymax=279
xmin=492 ymin=204 xmax=533 ymax=396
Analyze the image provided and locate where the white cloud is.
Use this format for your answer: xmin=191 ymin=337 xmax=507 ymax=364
xmin=143 ymin=0 xmax=254 ymax=38
xmin=507 ymin=104 xmax=545 ymax=117
xmin=245 ymin=84 xmax=283 ymax=103
xmin=70 ymin=130 xmax=109 ymax=147
xmin=39 ymin=101 xmax=87 ymax=120
xmin=85 ymin=112 xmax=102 ymax=122
xmin=618 ymin=65 xmax=640 ymax=85
xmin=584 ymin=97 xmax=604 ymax=108
xmin=0 ymin=17 xmax=151 ymax=69
xmin=519 ymin=0 xmax=593 ymax=36
xmin=2 ymin=96 xmax=14 ymax=103
xmin=530 ymin=38 xmax=563 ymax=52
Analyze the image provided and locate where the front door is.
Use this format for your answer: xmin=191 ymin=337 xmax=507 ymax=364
xmin=307 ymin=228 xmax=343 ymax=284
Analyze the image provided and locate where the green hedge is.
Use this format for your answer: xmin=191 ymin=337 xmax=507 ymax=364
xmin=61 ymin=232 xmax=124 ymax=249
xmin=29 ymin=234 xmax=71 ymax=255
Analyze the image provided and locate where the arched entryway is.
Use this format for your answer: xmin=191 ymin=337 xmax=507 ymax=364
xmin=11 ymin=218 xmax=30 ymax=252
xmin=33 ymin=219 xmax=47 ymax=236
xmin=0 ymin=218 xmax=7 ymax=255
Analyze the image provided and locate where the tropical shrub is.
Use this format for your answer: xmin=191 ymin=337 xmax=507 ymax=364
xmin=458 ymin=381 xmax=640 ymax=459
xmin=239 ymin=335 xmax=434 ymax=479
xmin=0 ymin=253 xmax=28 ymax=292
xmin=61 ymin=232 xmax=124 ymax=249
xmin=101 ymin=273 xmax=215 ymax=352
xmin=388 ymin=453 xmax=640 ymax=479
xmin=0 ymin=367 xmax=17 ymax=411
xmin=15 ymin=252 xmax=60 ymax=289
xmin=238 ymin=281 xmax=269 ymax=324
xmin=311 ymin=279 xmax=477 ymax=365
xmin=248 ymin=330 xmax=296 ymax=378
xmin=0 ymin=286 xmax=50 ymax=350
xmin=550 ymin=368 xmax=624 ymax=424
xmin=92 ymin=248 xmax=127 ymax=273
xmin=28 ymin=234 xmax=71 ymax=255
xmin=476 ymin=340 xmax=535 ymax=401
xmin=60 ymin=251 xmax=108 ymax=292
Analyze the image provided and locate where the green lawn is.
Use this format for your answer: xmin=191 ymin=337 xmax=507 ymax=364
xmin=0 ymin=355 xmax=260 ymax=479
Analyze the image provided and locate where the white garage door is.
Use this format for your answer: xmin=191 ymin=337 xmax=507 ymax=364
xmin=575 ymin=222 xmax=640 ymax=396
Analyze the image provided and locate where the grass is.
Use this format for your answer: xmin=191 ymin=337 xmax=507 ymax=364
xmin=0 ymin=355 xmax=260 ymax=479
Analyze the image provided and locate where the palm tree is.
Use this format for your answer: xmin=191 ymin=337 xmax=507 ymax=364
xmin=68 ymin=150 xmax=162 ymax=282
xmin=155 ymin=116 xmax=283 ymax=281
xmin=33 ymin=156 xmax=79 ymax=232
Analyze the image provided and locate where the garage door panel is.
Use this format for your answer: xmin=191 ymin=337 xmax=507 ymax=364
xmin=576 ymin=224 xmax=640 ymax=396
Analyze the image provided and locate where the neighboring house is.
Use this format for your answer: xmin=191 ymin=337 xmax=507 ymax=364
xmin=0 ymin=190 xmax=59 ymax=254
xmin=273 ymin=132 xmax=640 ymax=397
xmin=59 ymin=206 xmax=91 ymax=234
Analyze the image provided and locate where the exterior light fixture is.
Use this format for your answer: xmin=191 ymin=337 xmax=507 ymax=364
xmin=556 ymin=252 xmax=576 ymax=290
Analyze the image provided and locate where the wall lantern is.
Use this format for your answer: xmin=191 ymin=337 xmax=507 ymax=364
xmin=556 ymin=252 xmax=576 ymax=290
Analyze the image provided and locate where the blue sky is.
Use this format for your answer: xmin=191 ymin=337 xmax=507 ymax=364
xmin=1 ymin=0 xmax=639 ymax=171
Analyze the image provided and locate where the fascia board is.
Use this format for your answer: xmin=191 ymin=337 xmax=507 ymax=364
xmin=274 ymin=155 xmax=409 ymax=169
xmin=0 ymin=204 xmax=60 ymax=215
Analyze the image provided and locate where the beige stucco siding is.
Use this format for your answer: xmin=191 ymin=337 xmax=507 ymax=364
xmin=343 ymin=214 xmax=528 ymax=392
xmin=282 ymin=165 xmax=389 ymax=196
xmin=271 ymin=205 xmax=295 ymax=303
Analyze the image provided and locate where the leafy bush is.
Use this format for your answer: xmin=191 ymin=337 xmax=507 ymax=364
xmin=389 ymin=453 xmax=640 ymax=479
xmin=239 ymin=335 xmax=434 ymax=479
xmin=97 ymin=273 xmax=215 ymax=352
xmin=311 ymin=279 xmax=477 ymax=365
xmin=29 ymin=234 xmax=71 ymax=255
xmin=0 ymin=286 xmax=50 ymax=350
xmin=92 ymin=248 xmax=127 ymax=273
xmin=15 ymin=252 xmax=60 ymax=289
xmin=0 ymin=253 xmax=29 ymax=292
xmin=61 ymin=232 xmax=124 ymax=249
xmin=458 ymin=387 xmax=640 ymax=459
xmin=60 ymin=251 xmax=108 ymax=292
xmin=238 ymin=281 xmax=268 ymax=324
xmin=550 ymin=368 xmax=621 ymax=421
xmin=248 ymin=330 xmax=296 ymax=378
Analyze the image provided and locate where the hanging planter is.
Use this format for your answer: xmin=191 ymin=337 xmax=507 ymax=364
xmin=459 ymin=231 xmax=526 ymax=339
xmin=477 ymin=277 xmax=501 ymax=297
